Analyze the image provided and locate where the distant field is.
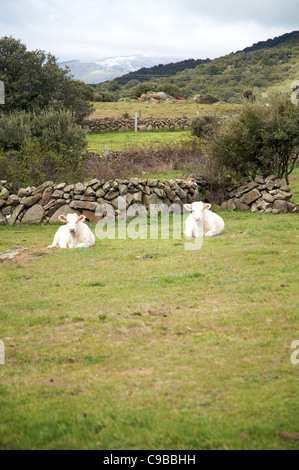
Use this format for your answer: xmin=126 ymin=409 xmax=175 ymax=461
xmin=87 ymin=129 xmax=190 ymax=153
xmin=89 ymin=101 xmax=241 ymax=119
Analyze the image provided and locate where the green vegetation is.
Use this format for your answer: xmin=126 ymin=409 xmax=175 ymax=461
xmin=0 ymin=211 xmax=298 ymax=449
xmin=87 ymin=129 xmax=190 ymax=153
xmin=94 ymin=31 xmax=299 ymax=103
xmin=208 ymin=97 xmax=299 ymax=182
xmin=0 ymin=36 xmax=93 ymax=121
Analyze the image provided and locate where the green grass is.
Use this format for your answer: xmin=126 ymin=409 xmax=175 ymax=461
xmin=89 ymin=101 xmax=241 ymax=119
xmin=0 ymin=210 xmax=298 ymax=449
xmin=87 ymin=129 xmax=190 ymax=153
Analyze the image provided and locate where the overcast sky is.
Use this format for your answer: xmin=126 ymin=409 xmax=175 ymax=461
xmin=0 ymin=0 xmax=298 ymax=62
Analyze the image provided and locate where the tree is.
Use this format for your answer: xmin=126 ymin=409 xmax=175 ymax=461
xmin=0 ymin=36 xmax=93 ymax=122
xmin=216 ymin=97 xmax=299 ymax=182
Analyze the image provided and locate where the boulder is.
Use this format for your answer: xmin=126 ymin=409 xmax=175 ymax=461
xmin=21 ymin=204 xmax=45 ymax=224
xmin=21 ymin=193 xmax=42 ymax=208
xmin=240 ymin=189 xmax=261 ymax=205
xmin=49 ymin=204 xmax=79 ymax=224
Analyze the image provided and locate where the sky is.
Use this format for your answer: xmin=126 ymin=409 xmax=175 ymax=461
xmin=0 ymin=0 xmax=298 ymax=62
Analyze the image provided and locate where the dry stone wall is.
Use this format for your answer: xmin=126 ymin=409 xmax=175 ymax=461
xmin=221 ymin=175 xmax=298 ymax=213
xmin=83 ymin=116 xmax=192 ymax=133
xmin=0 ymin=178 xmax=202 ymax=225
xmin=0 ymin=175 xmax=297 ymax=226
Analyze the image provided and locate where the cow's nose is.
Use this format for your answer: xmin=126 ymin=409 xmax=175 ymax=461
xmin=70 ymin=228 xmax=76 ymax=233
xmin=194 ymin=217 xmax=201 ymax=221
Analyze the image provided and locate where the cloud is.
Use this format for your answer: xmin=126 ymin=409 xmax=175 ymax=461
xmin=0 ymin=0 xmax=297 ymax=61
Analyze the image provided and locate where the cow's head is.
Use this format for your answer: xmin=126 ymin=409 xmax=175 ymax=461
xmin=184 ymin=202 xmax=211 ymax=222
xmin=59 ymin=213 xmax=86 ymax=235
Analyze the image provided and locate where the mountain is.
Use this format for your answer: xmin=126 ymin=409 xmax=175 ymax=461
xmin=95 ymin=30 xmax=299 ymax=103
xmin=59 ymin=55 xmax=183 ymax=84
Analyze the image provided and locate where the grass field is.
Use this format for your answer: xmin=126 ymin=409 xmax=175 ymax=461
xmin=87 ymin=129 xmax=190 ymax=153
xmin=89 ymin=101 xmax=241 ymax=119
xmin=0 ymin=209 xmax=298 ymax=450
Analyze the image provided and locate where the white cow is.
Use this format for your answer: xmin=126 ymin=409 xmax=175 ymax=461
xmin=184 ymin=202 xmax=224 ymax=238
xmin=48 ymin=213 xmax=95 ymax=249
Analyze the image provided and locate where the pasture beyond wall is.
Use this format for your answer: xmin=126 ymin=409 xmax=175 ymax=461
xmin=0 ymin=175 xmax=298 ymax=226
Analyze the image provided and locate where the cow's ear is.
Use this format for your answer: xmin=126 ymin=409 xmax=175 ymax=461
xmin=78 ymin=215 xmax=86 ymax=223
xmin=203 ymin=203 xmax=211 ymax=210
xmin=184 ymin=204 xmax=192 ymax=212
xmin=59 ymin=215 xmax=67 ymax=223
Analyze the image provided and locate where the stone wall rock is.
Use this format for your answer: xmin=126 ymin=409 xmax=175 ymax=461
xmin=82 ymin=116 xmax=192 ymax=133
xmin=221 ymin=176 xmax=298 ymax=214
xmin=0 ymin=174 xmax=297 ymax=225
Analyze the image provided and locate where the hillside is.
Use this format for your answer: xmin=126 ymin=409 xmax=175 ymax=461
xmin=95 ymin=31 xmax=299 ymax=103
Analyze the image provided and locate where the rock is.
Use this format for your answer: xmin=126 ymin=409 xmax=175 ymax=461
xmin=85 ymin=187 xmax=95 ymax=197
xmin=21 ymin=193 xmax=42 ymax=208
xmin=56 ymin=183 xmax=66 ymax=190
xmin=110 ymin=196 xmax=127 ymax=211
xmin=153 ymin=188 xmax=165 ymax=198
xmin=47 ymin=199 xmax=67 ymax=217
xmin=2 ymin=206 xmax=11 ymax=215
xmin=234 ymin=199 xmax=250 ymax=211
xmin=95 ymin=188 xmax=105 ymax=198
xmin=64 ymin=184 xmax=74 ymax=193
xmin=74 ymin=182 xmax=86 ymax=194
xmin=6 ymin=194 xmax=19 ymax=206
xmin=147 ymin=179 xmax=158 ymax=187
xmin=0 ymin=199 xmax=6 ymax=208
xmin=8 ymin=204 xmax=25 ymax=225
xmin=42 ymin=188 xmax=53 ymax=205
xmin=105 ymin=190 xmax=119 ymax=201
xmin=18 ymin=187 xmax=31 ymax=198
xmin=276 ymin=190 xmax=292 ymax=201
xmin=273 ymin=179 xmax=285 ymax=188
xmin=143 ymin=193 xmax=166 ymax=207
xmin=0 ymin=213 xmax=7 ymax=225
xmin=32 ymin=181 xmax=53 ymax=196
xmin=240 ymin=189 xmax=261 ymax=205
xmin=70 ymin=200 xmax=99 ymax=211
xmin=119 ymin=184 xmax=128 ymax=196
xmin=21 ymin=204 xmax=45 ymax=224
xmin=82 ymin=209 xmax=102 ymax=222
xmin=262 ymin=192 xmax=275 ymax=203
xmin=265 ymin=175 xmax=276 ymax=183
xmin=254 ymin=176 xmax=264 ymax=184
xmin=49 ymin=204 xmax=79 ymax=224
xmin=51 ymin=190 xmax=64 ymax=199
xmin=0 ymin=188 xmax=9 ymax=199
xmin=273 ymin=200 xmax=288 ymax=213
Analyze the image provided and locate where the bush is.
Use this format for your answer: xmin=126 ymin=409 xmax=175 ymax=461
xmin=30 ymin=109 xmax=87 ymax=153
xmin=0 ymin=109 xmax=87 ymax=153
xmin=0 ymin=140 xmax=87 ymax=190
xmin=216 ymin=98 xmax=299 ymax=182
xmin=191 ymin=115 xmax=220 ymax=140
xmin=0 ymin=111 xmax=31 ymax=151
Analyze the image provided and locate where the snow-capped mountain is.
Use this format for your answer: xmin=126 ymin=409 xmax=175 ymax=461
xmin=59 ymin=54 xmax=183 ymax=84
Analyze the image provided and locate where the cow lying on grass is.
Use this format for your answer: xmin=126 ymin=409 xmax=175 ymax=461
xmin=184 ymin=202 xmax=224 ymax=238
xmin=48 ymin=213 xmax=95 ymax=249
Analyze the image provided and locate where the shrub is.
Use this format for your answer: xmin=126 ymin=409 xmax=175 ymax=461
xmin=191 ymin=115 xmax=220 ymax=140
xmin=216 ymin=97 xmax=299 ymax=182
xmin=0 ymin=109 xmax=87 ymax=153
xmin=0 ymin=140 xmax=87 ymax=190
xmin=30 ymin=108 xmax=87 ymax=153
xmin=0 ymin=111 xmax=31 ymax=151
